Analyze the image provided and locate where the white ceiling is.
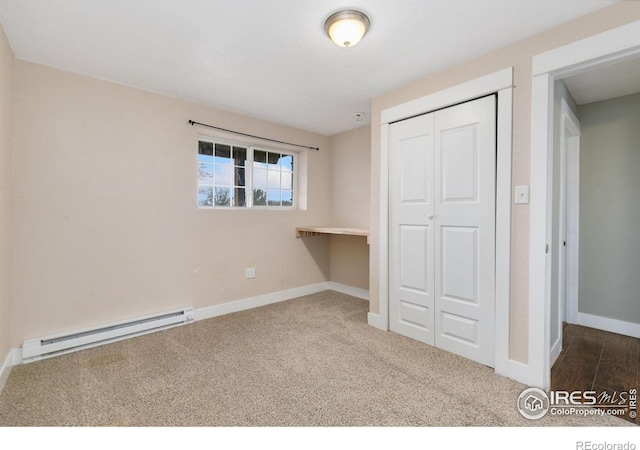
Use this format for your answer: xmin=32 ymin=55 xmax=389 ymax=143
xmin=563 ymin=56 xmax=640 ymax=105
xmin=0 ymin=0 xmax=621 ymax=135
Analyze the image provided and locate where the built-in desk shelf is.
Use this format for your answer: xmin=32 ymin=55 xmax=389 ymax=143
xmin=295 ymin=227 xmax=370 ymax=244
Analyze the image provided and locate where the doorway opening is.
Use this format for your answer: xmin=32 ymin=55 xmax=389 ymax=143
xmin=530 ymin=19 xmax=640 ymax=389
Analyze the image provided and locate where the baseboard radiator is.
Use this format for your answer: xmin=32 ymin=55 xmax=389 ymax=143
xmin=22 ymin=306 xmax=195 ymax=363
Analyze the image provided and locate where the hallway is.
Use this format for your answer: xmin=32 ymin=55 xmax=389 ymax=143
xmin=551 ymin=323 xmax=638 ymax=424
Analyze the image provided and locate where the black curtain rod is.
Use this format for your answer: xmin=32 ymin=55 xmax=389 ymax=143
xmin=188 ymin=120 xmax=320 ymax=151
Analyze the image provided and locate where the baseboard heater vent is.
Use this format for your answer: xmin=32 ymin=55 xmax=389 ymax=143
xmin=22 ymin=306 xmax=195 ymax=363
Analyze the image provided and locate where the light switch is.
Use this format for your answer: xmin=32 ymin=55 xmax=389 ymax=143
xmin=515 ymin=185 xmax=529 ymax=204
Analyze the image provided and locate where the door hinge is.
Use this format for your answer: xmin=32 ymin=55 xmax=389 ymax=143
xmin=545 ymin=244 xmax=549 ymax=254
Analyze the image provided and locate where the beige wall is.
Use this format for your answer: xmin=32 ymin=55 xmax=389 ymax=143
xmin=330 ymin=125 xmax=371 ymax=228
xmin=328 ymin=126 xmax=370 ymax=290
xmin=369 ymin=2 xmax=640 ymax=364
xmin=11 ymin=61 xmax=332 ymax=346
xmin=0 ymin=25 xmax=13 ymax=362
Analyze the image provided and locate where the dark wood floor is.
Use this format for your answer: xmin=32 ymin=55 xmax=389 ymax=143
xmin=551 ymin=323 xmax=638 ymax=425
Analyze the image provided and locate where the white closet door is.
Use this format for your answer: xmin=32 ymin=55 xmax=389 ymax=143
xmin=434 ymin=96 xmax=496 ymax=367
xmin=389 ymin=95 xmax=496 ymax=367
xmin=389 ymin=113 xmax=436 ymax=344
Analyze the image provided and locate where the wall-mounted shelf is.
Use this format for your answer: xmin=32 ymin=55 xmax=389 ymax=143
xmin=295 ymin=226 xmax=369 ymax=244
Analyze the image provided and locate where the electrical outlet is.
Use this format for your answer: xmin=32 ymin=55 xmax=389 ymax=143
xmin=245 ymin=268 xmax=256 ymax=279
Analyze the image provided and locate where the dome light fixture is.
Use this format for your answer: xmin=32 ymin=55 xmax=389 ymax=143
xmin=324 ymin=10 xmax=370 ymax=48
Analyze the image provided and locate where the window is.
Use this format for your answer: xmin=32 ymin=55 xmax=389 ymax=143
xmin=197 ymin=139 xmax=296 ymax=208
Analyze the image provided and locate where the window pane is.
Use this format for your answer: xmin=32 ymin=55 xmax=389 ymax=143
xmin=267 ymin=152 xmax=281 ymax=169
xmin=198 ymin=163 xmax=213 ymax=184
xmin=214 ymin=187 xmax=231 ymax=206
xmin=197 ymin=141 xmax=295 ymax=209
xmin=215 ymin=143 xmax=232 ymax=164
xmin=215 ymin=164 xmax=234 ymax=186
xmin=267 ymin=170 xmax=280 ymax=189
xmin=198 ymin=142 xmax=214 ymax=163
xmin=253 ymin=168 xmax=267 ymax=188
xmin=233 ymin=147 xmax=247 ymax=167
xmin=253 ymin=188 xmax=267 ymax=206
xmin=267 ymin=189 xmax=281 ymax=206
xmin=234 ymin=167 xmax=246 ymax=187
xmin=281 ymin=172 xmax=292 ymax=190
xmin=280 ymin=154 xmax=293 ymax=172
xmin=254 ymin=150 xmax=267 ymax=163
xmin=233 ymin=188 xmax=246 ymax=207
xmin=282 ymin=190 xmax=293 ymax=206
xmin=198 ymin=186 xmax=213 ymax=207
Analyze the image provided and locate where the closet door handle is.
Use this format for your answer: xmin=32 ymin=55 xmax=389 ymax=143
xmin=428 ymin=215 xmax=434 ymax=220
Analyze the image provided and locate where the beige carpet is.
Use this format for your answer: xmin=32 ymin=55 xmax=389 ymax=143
xmin=0 ymin=290 xmax=632 ymax=426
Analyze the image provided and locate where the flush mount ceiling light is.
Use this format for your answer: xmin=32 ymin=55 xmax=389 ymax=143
xmin=324 ymin=10 xmax=370 ymax=48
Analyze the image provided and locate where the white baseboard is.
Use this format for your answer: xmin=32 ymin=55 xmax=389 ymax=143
xmin=195 ymin=282 xmax=370 ymax=322
xmin=194 ymin=282 xmax=331 ymax=321
xmin=0 ymin=349 xmax=14 ymax=394
xmin=327 ymin=282 xmax=369 ymax=301
xmin=496 ymin=358 xmax=538 ymax=387
xmin=576 ymin=312 xmax=640 ymax=339
xmin=549 ymin=337 xmax=562 ymax=368
xmin=367 ymin=312 xmax=387 ymax=331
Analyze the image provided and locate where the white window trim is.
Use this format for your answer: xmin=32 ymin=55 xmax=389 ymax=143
xmin=197 ymin=135 xmax=298 ymax=210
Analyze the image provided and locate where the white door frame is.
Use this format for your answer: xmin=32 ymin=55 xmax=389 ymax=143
xmin=550 ymin=98 xmax=581 ymax=367
xmin=374 ymin=68 xmax=522 ymax=383
xmin=560 ymin=99 xmax=581 ymax=327
xmin=529 ymin=20 xmax=640 ymax=389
